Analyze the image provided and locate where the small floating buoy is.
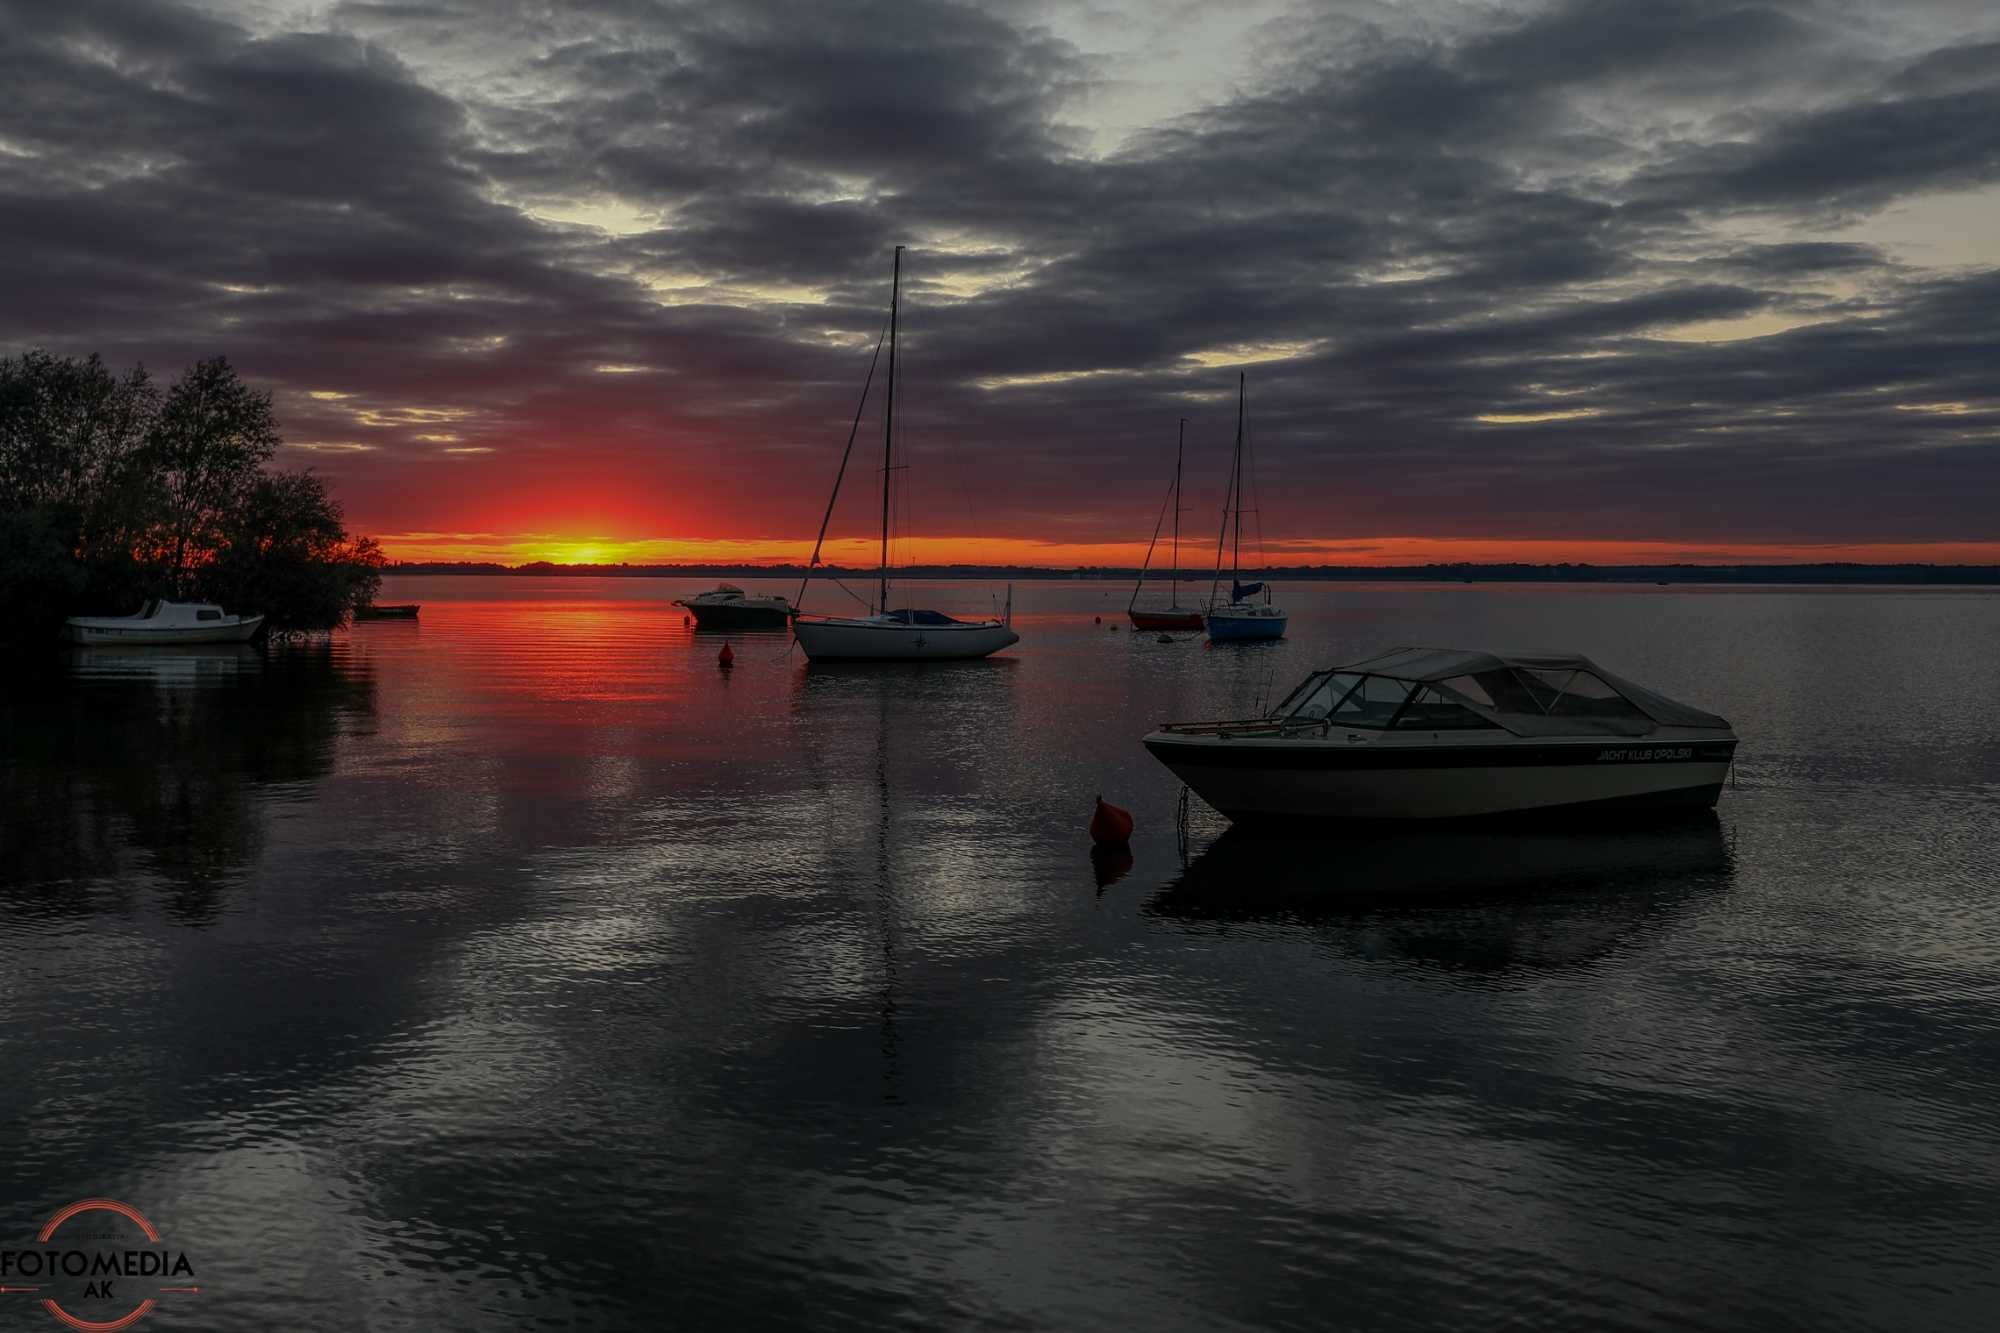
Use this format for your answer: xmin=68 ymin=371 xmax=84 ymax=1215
xmin=683 ymin=615 xmax=691 ymax=627
xmin=1156 ymin=633 xmax=1172 ymax=644
xmin=718 ymin=643 xmax=735 ymax=668
xmin=1109 ymin=623 xmax=1119 ymax=632
xmin=1089 ymin=795 xmax=1133 ymax=846
xmin=1093 ymin=615 xmax=1101 ymax=624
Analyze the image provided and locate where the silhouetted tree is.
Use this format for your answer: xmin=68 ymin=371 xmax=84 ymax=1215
xmin=0 ymin=349 xmax=153 ymax=512
xmin=0 ymin=350 xmax=380 ymax=644
xmin=201 ymin=470 xmax=384 ymax=633
xmin=138 ymin=355 xmax=280 ymax=592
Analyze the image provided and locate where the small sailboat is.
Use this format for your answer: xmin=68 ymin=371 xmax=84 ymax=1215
xmin=791 ymin=246 xmax=1019 ymax=663
xmin=1127 ymin=418 xmax=1204 ymax=632
xmin=1204 ymin=374 xmax=1286 ymax=642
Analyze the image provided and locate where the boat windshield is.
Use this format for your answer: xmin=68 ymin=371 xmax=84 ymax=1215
xmin=1278 ymin=672 xmax=1499 ymax=730
xmin=1278 ymin=672 xmax=1409 ymax=728
xmin=1277 ymin=662 xmax=1658 ymax=735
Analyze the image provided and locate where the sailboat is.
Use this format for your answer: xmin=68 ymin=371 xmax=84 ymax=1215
xmin=1127 ymin=418 xmax=1204 ymax=631
xmin=792 ymin=246 xmax=1021 ymax=663
xmin=1204 ymin=373 xmax=1287 ymax=642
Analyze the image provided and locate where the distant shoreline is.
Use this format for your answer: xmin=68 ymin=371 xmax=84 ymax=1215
xmin=382 ymin=561 xmax=2000 ymax=586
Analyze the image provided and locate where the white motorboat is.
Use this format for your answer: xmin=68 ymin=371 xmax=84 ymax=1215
xmin=675 ymin=583 xmax=793 ymax=629
xmin=63 ymin=600 xmax=265 ymax=645
xmin=791 ymin=246 xmax=1019 ymax=663
xmin=1145 ymin=646 xmax=1737 ymax=823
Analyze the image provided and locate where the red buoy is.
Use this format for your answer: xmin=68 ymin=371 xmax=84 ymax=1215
xmin=1089 ymin=795 xmax=1133 ymax=846
xmin=1094 ymin=615 xmax=1101 ymax=623
xmin=718 ymin=643 xmax=735 ymax=668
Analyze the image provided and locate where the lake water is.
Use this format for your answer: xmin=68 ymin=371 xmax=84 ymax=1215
xmin=5 ymin=576 xmax=1999 ymax=1330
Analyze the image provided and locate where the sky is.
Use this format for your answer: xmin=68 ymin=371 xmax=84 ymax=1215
xmin=2 ymin=0 xmax=1997 ymax=566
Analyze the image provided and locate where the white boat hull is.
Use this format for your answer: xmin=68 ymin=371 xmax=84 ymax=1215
xmin=793 ymin=616 xmax=1019 ymax=662
xmin=1145 ymin=732 xmax=1735 ymax=822
xmin=63 ymin=616 xmax=265 ymax=645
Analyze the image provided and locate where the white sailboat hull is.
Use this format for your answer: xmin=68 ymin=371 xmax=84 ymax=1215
xmin=793 ymin=616 xmax=1019 ymax=662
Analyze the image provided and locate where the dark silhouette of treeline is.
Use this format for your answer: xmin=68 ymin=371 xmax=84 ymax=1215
xmin=0 ymin=350 xmax=384 ymax=644
xmin=387 ymin=560 xmax=2000 ymax=585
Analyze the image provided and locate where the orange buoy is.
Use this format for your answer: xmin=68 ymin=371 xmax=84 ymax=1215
xmin=718 ymin=643 xmax=735 ymax=668
xmin=1089 ymin=795 xmax=1133 ymax=846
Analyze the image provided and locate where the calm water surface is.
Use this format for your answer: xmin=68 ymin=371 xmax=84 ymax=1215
xmin=5 ymin=577 xmax=1999 ymax=1330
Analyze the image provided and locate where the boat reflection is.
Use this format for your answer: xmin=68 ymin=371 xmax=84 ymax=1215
xmin=66 ymin=642 xmax=265 ymax=687
xmin=1148 ymin=815 xmax=1734 ymax=975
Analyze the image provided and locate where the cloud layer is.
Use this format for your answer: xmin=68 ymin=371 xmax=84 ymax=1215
xmin=2 ymin=0 xmax=1996 ymax=559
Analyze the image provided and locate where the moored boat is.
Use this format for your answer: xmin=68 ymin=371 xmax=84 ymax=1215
xmin=1205 ymin=596 xmax=1287 ymax=641
xmin=1127 ymin=418 xmax=1203 ymax=632
xmin=792 ymin=608 xmax=1019 ymax=661
xmin=1145 ymin=646 xmax=1737 ymax=823
xmin=1203 ymin=374 xmax=1286 ymax=642
xmin=791 ymin=246 xmax=1018 ymax=663
xmin=676 ymin=584 xmax=792 ymax=629
xmin=354 ymin=603 xmax=420 ymax=620
xmin=63 ymin=600 xmax=265 ymax=645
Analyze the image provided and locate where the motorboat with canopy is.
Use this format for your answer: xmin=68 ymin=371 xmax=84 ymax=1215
xmin=676 ymin=583 xmax=793 ymax=629
xmin=1144 ymin=646 xmax=1737 ymax=822
xmin=791 ymin=246 xmax=1019 ymax=662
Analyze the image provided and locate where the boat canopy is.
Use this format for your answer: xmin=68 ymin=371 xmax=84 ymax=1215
xmin=1270 ymin=646 xmax=1729 ymax=738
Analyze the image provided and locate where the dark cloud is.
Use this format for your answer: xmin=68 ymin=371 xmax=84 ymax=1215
xmin=0 ymin=0 xmax=1995 ymax=551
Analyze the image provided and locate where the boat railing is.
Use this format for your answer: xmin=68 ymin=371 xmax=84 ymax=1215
xmin=1157 ymin=717 xmax=1296 ymax=738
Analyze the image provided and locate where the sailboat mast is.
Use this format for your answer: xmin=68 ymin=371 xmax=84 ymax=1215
xmin=1172 ymin=418 xmax=1185 ymax=606
xmin=1231 ymin=373 xmax=1244 ymax=592
xmin=879 ymin=245 xmax=901 ymax=615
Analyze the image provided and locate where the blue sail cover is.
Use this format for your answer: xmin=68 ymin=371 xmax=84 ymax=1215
xmin=883 ymin=609 xmax=970 ymax=626
xmin=1231 ymin=581 xmax=1264 ymax=601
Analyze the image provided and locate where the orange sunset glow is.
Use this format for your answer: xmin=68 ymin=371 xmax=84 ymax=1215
xmin=376 ymin=532 xmax=2000 ymax=568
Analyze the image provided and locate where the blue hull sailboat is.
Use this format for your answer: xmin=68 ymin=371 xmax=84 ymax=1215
xmin=1205 ymin=373 xmax=1286 ymax=642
